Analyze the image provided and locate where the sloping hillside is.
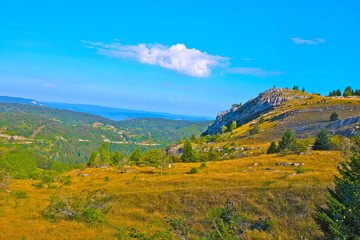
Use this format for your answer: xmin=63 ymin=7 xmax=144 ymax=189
xmin=0 ymin=104 xmax=210 ymax=164
xmin=205 ymin=88 xmax=360 ymax=142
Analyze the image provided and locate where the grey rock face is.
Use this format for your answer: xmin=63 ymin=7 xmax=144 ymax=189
xmin=205 ymin=88 xmax=309 ymax=135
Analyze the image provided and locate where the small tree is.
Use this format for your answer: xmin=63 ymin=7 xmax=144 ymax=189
xmin=98 ymin=142 xmax=111 ymax=163
xmin=221 ymin=125 xmax=228 ymax=134
xmin=330 ymin=112 xmax=339 ymax=122
xmin=229 ymin=121 xmax=237 ymax=132
xmin=277 ymin=129 xmax=297 ymax=152
xmin=313 ymin=129 xmax=332 ymax=150
xmin=129 ymin=148 xmax=141 ymax=165
xmin=181 ymin=140 xmax=197 ymax=162
xmin=87 ymin=151 xmax=99 ymax=167
xmin=343 ymin=86 xmax=353 ymax=97
xmin=231 ymin=103 xmax=242 ymax=108
xmin=267 ymin=142 xmax=278 ymax=154
xmin=259 ymin=115 xmax=265 ymax=124
xmin=301 ymin=87 xmax=305 ymax=92
xmin=292 ymin=85 xmax=299 ymax=91
xmin=316 ymin=140 xmax=360 ymax=239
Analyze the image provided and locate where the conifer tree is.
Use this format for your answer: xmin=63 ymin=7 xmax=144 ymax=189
xmin=87 ymin=151 xmax=98 ymax=167
xmin=98 ymin=142 xmax=111 ymax=163
xmin=316 ymin=139 xmax=360 ymax=239
xmin=267 ymin=141 xmax=278 ymax=154
xmin=330 ymin=112 xmax=339 ymax=122
xmin=301 ymin=87 xmax=305 ymax=92
xmin=277 ymin=129 xmax=297 ymax=152
xmin=313 ymin=129 xmax=332 ymax=150
xmin=343 ymin=86 xmax=353 ymax=97
xmin=129 ymin=148 xmax=142 ymax=165
xmin=181 ymin=140 xmax=197 ymax=162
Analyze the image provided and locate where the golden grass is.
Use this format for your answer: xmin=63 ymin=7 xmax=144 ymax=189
xmin=0 ymin=151 xmax=341 ymax=239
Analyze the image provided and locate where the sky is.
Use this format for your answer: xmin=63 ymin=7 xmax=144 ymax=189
xmin=0 ymin=0 xmax=359 ymax=117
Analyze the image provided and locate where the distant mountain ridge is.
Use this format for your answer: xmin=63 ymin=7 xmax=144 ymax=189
xmin=0 ymin=96 xmax=212 ymax=121
xmin=0 ymin=96 xmax=43 ymax=106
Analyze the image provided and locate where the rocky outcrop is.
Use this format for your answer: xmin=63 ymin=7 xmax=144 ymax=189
xmin=204 ymin=88 xmax=310 ymax=135
xmin=327 ymin=116 xmax=360 ymax=136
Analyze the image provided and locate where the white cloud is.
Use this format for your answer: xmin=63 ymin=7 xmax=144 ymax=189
xmin=290 ymin=37 xmax=325 ymax=45
xmin=42 ymin=83 xmax=52 ymax=87
xmin=225 ymin=67 xmax=285 ymax=77
xmin=85 ymin=41 xmax=229 ymax=77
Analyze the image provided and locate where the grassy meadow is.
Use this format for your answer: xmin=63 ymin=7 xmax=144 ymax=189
xmin=0 ymin=150 xmax=341 ymax=239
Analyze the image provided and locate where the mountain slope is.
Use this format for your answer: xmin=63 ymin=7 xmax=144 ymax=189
xmin=205 ymin=88 xmax=360 ymax=140
xmin=0 ymin=103 xmax=210 ymax=163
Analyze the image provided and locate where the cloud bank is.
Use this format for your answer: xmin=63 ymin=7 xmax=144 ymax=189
xmin=225 ymin=67 xmax=285 ymax=77
xmin=290 ymin=37 xmax=325 ymax=45
xmin=85 ymin=41 xmax=228 ymax=78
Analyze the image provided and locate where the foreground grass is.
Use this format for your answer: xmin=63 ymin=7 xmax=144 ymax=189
xmin=0 ymin=151 xmax=340 ymax=239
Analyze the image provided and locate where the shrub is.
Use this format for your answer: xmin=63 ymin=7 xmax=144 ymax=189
xmin=330 ymin=112 xmax=339 ymax=122
xmin=11 ymin=190 xmax=28 ymax=207
xmin=43 ymin=189 xmax=113 ymax=224
xmin=199 ymin=162 xmax=207 ymax=169
xmin=296 ymin=166 xmax=307 ymax=174
xmin=189 ymin=167 xmax=198 ymax=174
xmin=267 ymin=142 xmax=278 ymax=154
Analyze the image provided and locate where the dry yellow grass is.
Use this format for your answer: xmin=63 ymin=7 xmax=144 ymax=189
xmin=0 ymin=150 xmax=341 ymax=239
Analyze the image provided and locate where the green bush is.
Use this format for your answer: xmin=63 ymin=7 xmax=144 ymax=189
xmin=42 ymin=189 xmax=113 ymax=224
xmin=11 ymin=190 xmax=28 ymax=207
xmin=189 ymin=167 xmax=198 ymax=174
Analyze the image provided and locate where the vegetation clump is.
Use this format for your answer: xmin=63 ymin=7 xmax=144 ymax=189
xmin=43 ymin=189 xmax=113 ymax=225
xmin=313 ymin=129 xmax=333 ymax=150
xmin=316 ymin=138 xmax=360 ymax=239
xmin=267 ymin=141 xmax=278 ymax=154
xmin=277 ymin=129 xmax=297 ymax=152
xmin=330 ymin=112 xmax=339 ymax=122
xmin=181 ymin=140 xmax=197 ymax=162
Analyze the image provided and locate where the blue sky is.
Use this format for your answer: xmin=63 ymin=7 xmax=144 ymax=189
xmin=0 ymin=0 xmax=359 ymax=117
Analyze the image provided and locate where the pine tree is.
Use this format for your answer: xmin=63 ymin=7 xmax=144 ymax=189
xmin=129 ymin=148 xmax=142 ymax=165
xmin=277 ymin=129 xmax=297 ymax=152
xmin=316 ymin=139 xmax=360 ymax=239
xmin=292 ymin=85 xmax=299 ymax=90
xmin=343 ymin=86 xmax=353 ymax=97
xmin=267 ymin=141 xmax=278 ymax=154
xmin=301 ymin=87 xmax=305 ymax=92
xmin=87 ymin=151 xmax=98 ymax=167
xmin=313 ymin=129 xmax=332 ymax=150
xmin=98 ymin=142 xmax=111 ymax=163
xmin=181 ymin=140 xmax=197 ymax=162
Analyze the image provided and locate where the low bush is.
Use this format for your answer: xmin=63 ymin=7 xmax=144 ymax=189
xmin=42 ymin=189 xmax=113 ymax=224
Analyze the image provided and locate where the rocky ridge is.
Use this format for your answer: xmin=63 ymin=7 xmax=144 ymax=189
xmin=205 ymin=88 xmax=310 ymax=135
